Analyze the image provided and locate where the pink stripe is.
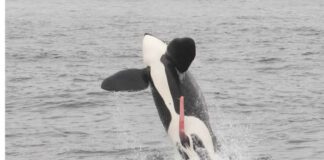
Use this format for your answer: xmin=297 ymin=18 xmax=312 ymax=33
xmin=179 ymin=96 xmax=185 ymax=136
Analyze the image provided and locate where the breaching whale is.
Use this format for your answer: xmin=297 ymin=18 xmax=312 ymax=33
xmin=101 ymin=33 xmax=218 ymax=159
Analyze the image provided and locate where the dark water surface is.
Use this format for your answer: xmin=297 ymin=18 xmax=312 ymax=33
xmin=6 ymin=0 xmax=324 ymax=159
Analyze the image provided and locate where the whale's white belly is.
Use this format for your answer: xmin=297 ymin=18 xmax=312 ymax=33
xmin=168 ymin=116 xmax=216 ymax=159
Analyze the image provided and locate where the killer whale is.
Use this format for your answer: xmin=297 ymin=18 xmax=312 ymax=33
xmin=101 ymin=34 xmax=218 ymax=159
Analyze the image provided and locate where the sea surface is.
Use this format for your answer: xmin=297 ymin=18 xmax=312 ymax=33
xmin=5 ymin=0 xmax=324 ymax=159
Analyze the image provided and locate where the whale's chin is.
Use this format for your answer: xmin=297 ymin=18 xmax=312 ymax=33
xmin=142 ymin=34 xmax=167 ymax=66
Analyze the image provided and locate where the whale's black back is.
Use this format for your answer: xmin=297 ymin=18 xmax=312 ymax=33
xmin=148 ymin=55 xmax=214 ymax=137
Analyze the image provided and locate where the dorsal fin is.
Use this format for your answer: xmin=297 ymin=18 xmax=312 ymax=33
xmin=166 ymin=37 xmax=196 ymax=73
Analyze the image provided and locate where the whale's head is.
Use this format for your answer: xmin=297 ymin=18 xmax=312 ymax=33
xmin=142 ymin=33 xmax=167 ymax=66
xmin=142 ymin=33 xmax=196 ymax=73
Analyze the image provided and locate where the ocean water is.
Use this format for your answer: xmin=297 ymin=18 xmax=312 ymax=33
xmin=5 ymin=0 xmax=324 ymax=159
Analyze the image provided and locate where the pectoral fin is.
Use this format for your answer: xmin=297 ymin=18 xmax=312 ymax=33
xmin=101 ymin=68 xmax=149 ymax=92
xmin=166 ymin=37 xmax=196 ymax=73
